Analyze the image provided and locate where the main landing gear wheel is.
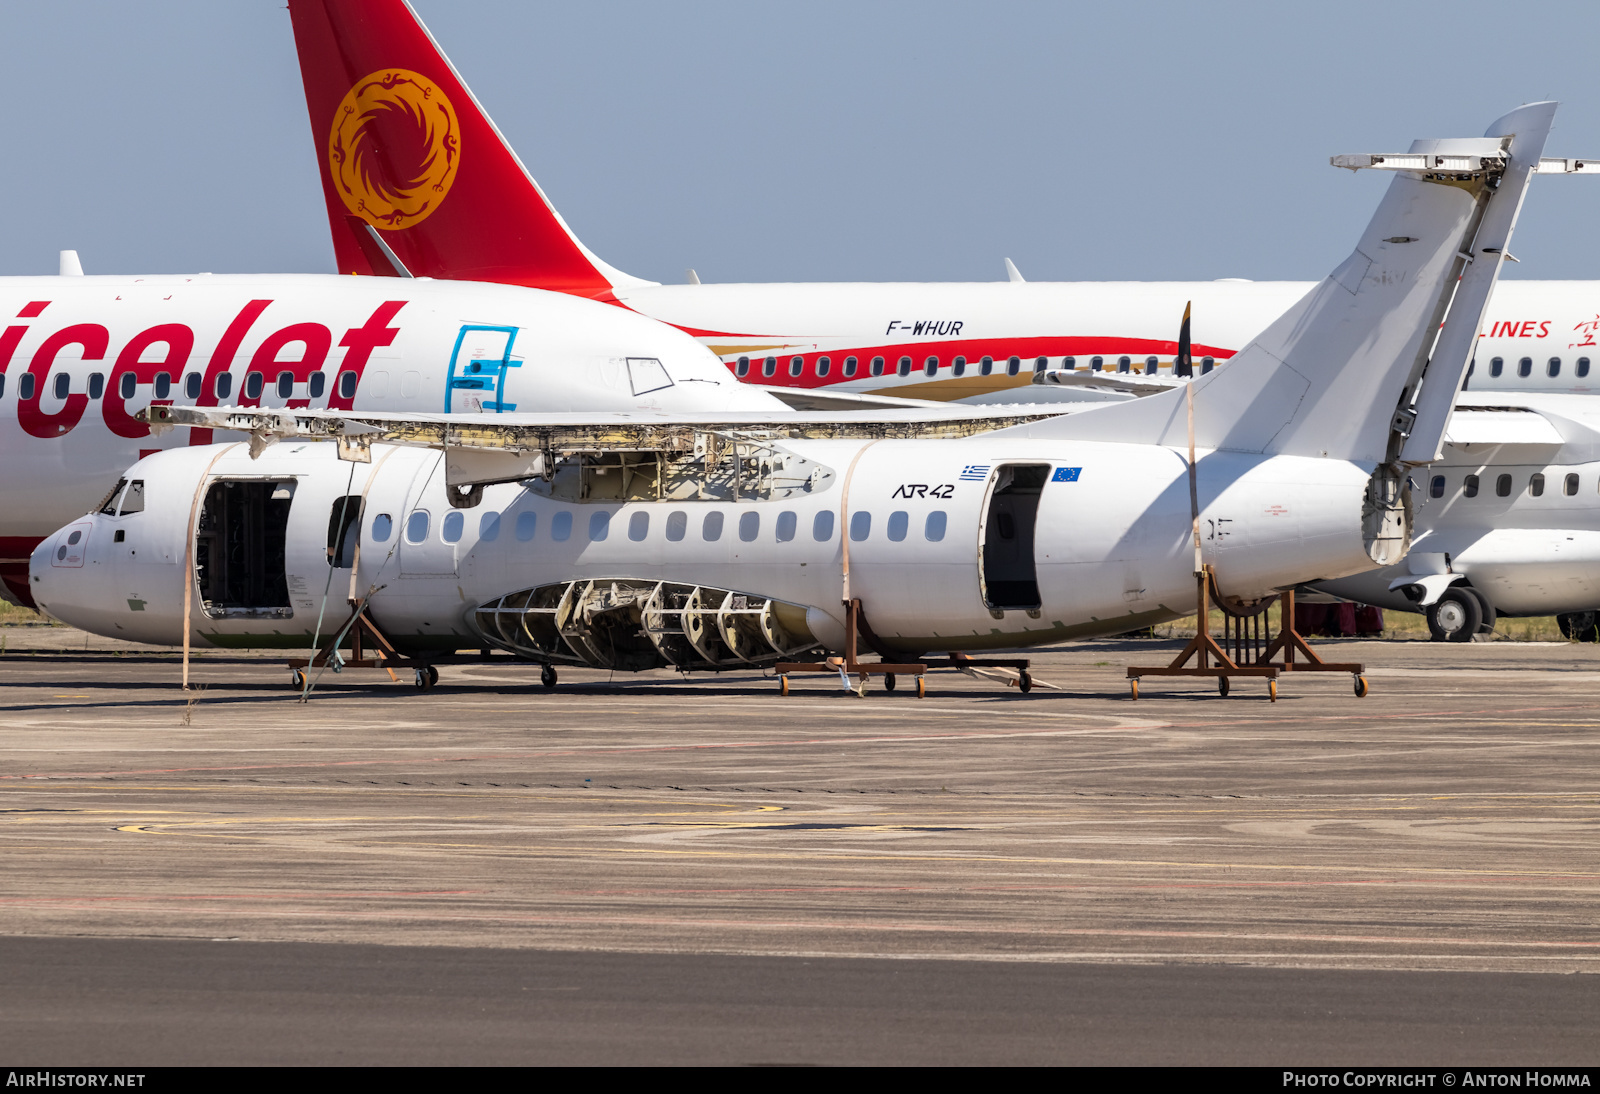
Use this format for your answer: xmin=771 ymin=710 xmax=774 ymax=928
xmin=1218 ymin=676 xmax=1230 ymax=697
xmin=1018 ymin=671 xmax=1033 ymax=694
xmin=540 ymin=664 xmax=558 ymax=690
xmin=414 ymin=665 xmax=439 ymax=691
xmin=1427 ymin=588 xmax=1482 ymax=643
xmin=1353 ymin=675 xmax=1369 ymax=698
xmin=915 ymin=676 xmax=926 ymax=699
xmin=1462 ymin=587 xmax=1496 ymax=635
xmin=884 ymin=673 xmax=897 ymax=693
xmin=290 ymin=668 xmax=307 ymax=691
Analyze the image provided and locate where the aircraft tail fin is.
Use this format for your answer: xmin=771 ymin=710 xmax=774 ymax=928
xmin=1009 ymin=104 xmax=1557 ymax=467
xmin=287 ymin=0 xmax=650 ymax=294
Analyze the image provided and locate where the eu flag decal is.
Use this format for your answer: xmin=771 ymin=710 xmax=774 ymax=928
xmin=1051 ymin=466 xmax=1082 ymax=482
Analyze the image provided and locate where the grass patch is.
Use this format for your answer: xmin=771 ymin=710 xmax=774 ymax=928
xmin=0 ymin=600 xmax=57 ymax=626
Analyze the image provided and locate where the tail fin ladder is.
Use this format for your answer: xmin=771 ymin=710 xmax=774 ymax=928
xmin=1014 ymin=104 xmax=1557 ymax=467
xmin=288 ymin=0 xmax=650 ymax=294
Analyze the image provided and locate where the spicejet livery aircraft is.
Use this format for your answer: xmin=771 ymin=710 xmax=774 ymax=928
xmin=289 ymin=0 xmax=1600 ymax=403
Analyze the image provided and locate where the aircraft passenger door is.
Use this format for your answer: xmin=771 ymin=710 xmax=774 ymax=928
xmin=978 ymin=464 xmax=1048 ymax=611
xmin=445 ymin=325 xmax=522 ymax=413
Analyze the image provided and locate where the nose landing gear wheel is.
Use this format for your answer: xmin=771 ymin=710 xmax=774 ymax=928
xmin=540 ymin=663 xmax=558 ymax=690
xmin=1354 ymin=675 xmax=1369 ymax=698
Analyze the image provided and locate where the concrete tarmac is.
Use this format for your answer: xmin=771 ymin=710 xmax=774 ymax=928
xmin=2 ymin=632 xmax=1598 ymax=1063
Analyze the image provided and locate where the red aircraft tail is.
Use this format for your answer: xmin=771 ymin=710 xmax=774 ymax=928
xmin=288 ymin=0 xmax=639 ymax=295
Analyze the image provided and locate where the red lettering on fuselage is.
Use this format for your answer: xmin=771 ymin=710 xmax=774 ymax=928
xmin=242 ymin=323 xmax=332 ymax=409
xmin=189 ymin=299 xmax=272 ymax=446
xmin=18 ymin=324 xmax=107 ymax=438
xmin=331 ymin=300 xmax=406 ymax=410
xmin=104 ymin=324 xmax=195 ymax=438
xmin=1487 ymin=319 xmax=1552 ymax=338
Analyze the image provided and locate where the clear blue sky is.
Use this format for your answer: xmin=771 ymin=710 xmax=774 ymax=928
xmin=2 ymin=1 xmax=1596 ymax=284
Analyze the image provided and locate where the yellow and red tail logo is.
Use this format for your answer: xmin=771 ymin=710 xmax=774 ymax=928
xmin=328 ymin=69 xmax=459 ymax=230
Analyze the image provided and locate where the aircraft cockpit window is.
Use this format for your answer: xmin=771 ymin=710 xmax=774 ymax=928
xmin=276 ymin=372 xmax=293 ymax=399
xmin=1006 ymin=356 xmax=1021 ymax=377
xmin=53 ymin=373 xmax=69 ymax=400
xmin=441 ymin=511 xmax=464 ymax=543
xmin=97 ymin=478 xmax=128 ymax=516
xmin=244 ymin=372 xmax=263 ymax=400
xmin=215 ymin=373 xmax=233 ymax=400
xmin=1489 ymin=357 xmax=1504 ymax=377
xmin=405 ymin=510 xmax=430 ymax=543
xmin=816 ymin=356 xmax=830 ymax=378
xmin=952 ymin=356 xmax=966 ymax=377
xmin=1529 ymin=473 xmax=1545 ymax=498
xmin=1517 ymin=357 xmax=1533 ymax=378
xmin=925 ymin=356 xmax=939 ymax=376
xmin=897 ymin=356 xmax=912 ymax=377
xmin=843 ymin=356 xmax=858 ymax=378
xmin=979 ymin=356 xmax=994 ymax=376
xmin=775 ymin=511 xmax=797 ymax=542
xmin=735 ymin=356 xmax=750 ymax=378
xmin=1430 ymin=475 xmax=1445 ymax=499
xmin=627 ymin=357 xmax=674 ymax=395
xmin=1579 ymin=357 xmax=1592 ymax=378
xmin=88 ymin=373 xmax=104 ymax=400
xmin=516 ymin=512 xmax=537 ymax=541
xmin=665 ymin=511 xmax=687 ymax=541
xmin=628 ymin=512 xmax=649 ymax=542
xmin=153 ymin=373 xmax=171 ymax=399
xmin=19 ymin=375 xmax=34 ymax=400
xmin=812 ymin=511 xmax=834 ymax=541
xmin=371 ymin=514 xmax=393 ymax=542
xmin=588 ymin=512 xmax=610 ymax=542
xmin=789 ymin=356 xmax=804 ymax=378
xmin=119 ymin=480 xmax=145 ymax=515
xmin=338 ymin=370 xmax=358 ymax=398
xmin=1463 ymin=474 xmax=1479 ymax=498
xmin=1495 ymin=474 xmax=1512 ymax=497
xmin=925 ymin=511 xmax=947 ymax=541
xmin=309 ymin=372 xmax=326 ymax=399
xmin=1565 ymin=474 xmax=1579 ymax=497
xmin=886 ymin=511 xmax=909 ymax=542
xmin=702 ymin=511 xmax=723 ymax=541
xmin=1549 ymin=357 xmax=1562 ymax=378
xmin=850 ymin=511 xmax=871 ymax=541
xmin=186 ymin=372 xmax=202 ymax=400
xmin=739 ymin=511 xmax=760 ymax=541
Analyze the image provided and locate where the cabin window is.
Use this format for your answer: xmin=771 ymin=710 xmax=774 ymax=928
xmin=952 ymin=355 xmax=967 ymax=377
xmin=980 ymin=356 xmax=994 ymax=376
xmin=789 ymin=356 xmax=803 ymax=378
xmin=1549 ymin=357 xmax=1562 ymax=378
xmin=1063 ymin=356 xmax=1076 ymax=369
xmin=119 ymin=373 xmax=135 ymax=399
xmin=739 ymin=511 xmax=760 ymax=542
xmin=776 ymin=510 xmax=797 ymax=542
xmin=88 ymin=373 xmax=103 ymax=400
xmin=185 ymin=372 xmax=202 ymax=399
xmin=1006 ymin=356 xmax=1021 ymax=377
xmin=1430 ymin=475 xmax=1445 ymax=499
xmin=18 ymin=374 xmax=34 ymax=401
xmin=326 ymin=496 xmax=361 ymax=567
xmin=1145 ymin=356 xmax=1159 ymax=375
xmin=628 ymin=511 xmax=649 ymax=542
xmin=371 ymin=514 xmax=393 ymax=542
xmin=550 ymin=511 xmax=572 ymax=542
xmin=1565 ymin=474 xmax=1580 ymax=496
xmin=276 ymin=372 xmax=293 ymax=399
xmin=405 ymin=510 xmax=430 ymax=544
xmin=1463 ymin=474 xmax=1479 ymax=498
xmin=479 ymin=512 xmax=501 ymax=542
xmin=1496 ymin=474 xmax=1512 ymax=497
xmin=816 ymin=356 xmax=830 ymax=378
xmin=1518 ymin=357 xmax=1532 ymax=378
xmin=925 ymin=356 xmax=939 ymax=376
xmin=665 ymin=511 xmax=687 ymax=541
xmin=887 ymin=510 xmax=909 ymax=542
xmin=215 ymin=373 xmax=232 ymax=400
xmin=1489 ymin=357 xmax=1504 ymax=377
xmin=1037 ymin=356 xmax=1050 ymax=373
xmin=925 ymin=511 xmax=947 ymax=541
xmin=736 ymin=356 xmax=749 ymax=378
xmin=309 ymin=372 xmax=326 ymax=399
xmin=812 ymin=510 xmax=834 ymax=541
xmin=0 ymin=375 xmax=5 ymax=398
xmin=1116 ymin=355 xmax=1131 ymax=374
xmin=53 ymin=373 xmax=69 ymax=400
xmin=850 ymin=511 xmax=871 ymax=541
xmin=897 ymin=356 xmax=912 ymax=377
xmin=843 ymin=356 xmax=858 ymax=378
xmin=762 ymin=356 xmax=776 ymax=378
xmin=588 ymin=511 xmax=610 ymax=541
xmin=441 ymin=511 xmax=464 ymax=543
xmin=871 ymin=356 xmax=885 ymax=377
xmin=516 ymin=512 xmax=537 ymax=541
xmin=1529 ymin=473 xmax=1545 ymax=498
xmin=244 ymin=372 xmax=263 ymax=400
xmin=1579 ymin=357 xmax=1592 ymax=378
xmin=1090 ymin=356 xmax=1104 ymax=372
xmin=702 ymin=511 xmax=723 ymax=541
xmin=1201 ymin=356 xmax=1215 ymax=374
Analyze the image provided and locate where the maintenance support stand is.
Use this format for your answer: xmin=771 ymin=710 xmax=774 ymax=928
xmin=775 ymin=598 xmax=1034 ymax=697
xmin=1126 ymin=566 xmax=1368 ymax=701
xmin=288 ymin=598 xmax=438 ymax=692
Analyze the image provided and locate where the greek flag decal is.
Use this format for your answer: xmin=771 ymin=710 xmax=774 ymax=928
xmin=1052 ymin=466 xmax=1082 ymax=482
xmin=959 ymin=464 xmax=990 ymax=481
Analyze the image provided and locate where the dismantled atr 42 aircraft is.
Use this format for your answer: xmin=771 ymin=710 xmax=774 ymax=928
xmin=32 ymin=105 xmax=1587 ymax=694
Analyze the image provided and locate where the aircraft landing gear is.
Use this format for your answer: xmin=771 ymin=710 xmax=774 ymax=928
xmin=1427 ymin=588 xmax=1482 ymax=643
xmin=414 ymin=665 xmax=439 ymax=691
xmin=540 ymin=663 xmax=558 ymax=690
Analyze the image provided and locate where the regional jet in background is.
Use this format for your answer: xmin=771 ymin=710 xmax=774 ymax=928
xmin=33 ymin=105 xmax=1567 ymax=682
xmin=288 ymin=0 xmax=1600 ymax=405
